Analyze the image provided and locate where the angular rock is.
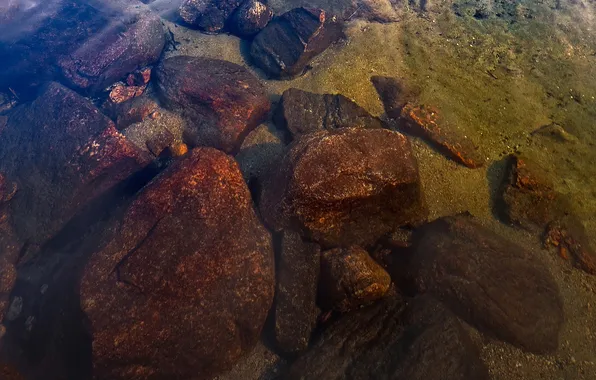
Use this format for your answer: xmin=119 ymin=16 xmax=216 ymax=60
xmin=285 ymin=292 xmax=488 ymax=380
xmin=156 ymin=55 xmax=270 ymax=153
xmin=228 ymin=0 xmax=273 ymax=38
xmin=235 ymin=124 xmax=287 ymax=196
xmin=319 ymin=246 xmax=391 ymax=312
xmin=108 ymin=83 xmax=147 ymax=104
xmin=399 ymin=103 xmax=484 ymax=168
xmin=80 ymin=148 xmax=275 ymax=379
xmin=371 ymin=75 xmax=415 ymax=119
xmin=250 ymin=8 xmax=344 ymax=79
xmin=274 ymin=88 xmax=383 ymax=139
xmin=57 ymin=6 xmax=165 ymax=94
xmin=121 ymin=108 xmax=185 ymax=157
xmin=179 ymin=0 xmax=243 ymax=33
xmin=260 ymin=127 xmax=426 ymax=247
xmin=274 ymin=231 xmax=321 ymax=354
xmin=0 ymin=82 xmax=151 ymax=245
xmin=408 ymin=214 xmax=564 ymax=354
xmin=112 ymin=97 xmax=160 ymax=130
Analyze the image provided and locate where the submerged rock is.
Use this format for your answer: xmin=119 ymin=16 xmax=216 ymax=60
xmin=250 ymin=8 xmax=344 ymax=79
xmin=274 ymin=88 xmax=383 ymax=139
xmin=260 ymin=127 xmax=426 ymax=247
xmin=228 ymin=0 xmax=273 ymax=38
xmin=80 ymin=148 xmax=275 ymax=379
xmin=319 ymin=246 xmax=391 ymax=312
xmin=179 ymin=0 xmax=243 ymax=33
xmin=156 ymin=55 xmax=270 ymax=153
xmin=0 ymin=82 xmax=151 ymax=245
xmin=0 ymin=174 xmax=21 ymax=327
xmin=285 ymin=293 xmax=488 ymax=380
xmin=274 ymin=231 xmax=321 ymax=354
xmin=408 ymin=214 xmax=564 ymax=354
xmin=371 ymin=75 xmax=414 ymax=119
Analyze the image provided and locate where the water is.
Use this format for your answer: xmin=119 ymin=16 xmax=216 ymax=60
xmin=1 ymin=0 xmax=595 ymax=379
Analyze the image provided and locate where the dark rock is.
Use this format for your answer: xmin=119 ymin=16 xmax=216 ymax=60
xmin=285 ymin=292 xmax=488 ymax=380
xmin=544 ymin=219 xmax=596 ymax=275
xmin=0 ymin=175 xmax=21 ymax=327
xmin=126 ymin=67 xmax=152 ymax=87
xmin=0 ymin=82 xmax=151 ymax=245
xmin=214 ymin=341 xmax=286 ymax=380
xmin=80 ymin=148 xmax=275 ymax=379
xmin=156 ymin=55 xmax=270 ymax=153
xmin=109 ymin=96 xmax=160 ymax=130
xmin=399 ymin=103 xmax=484 ymax=168
xmin=57 ymin=6 xmax=165 ymax=94
xmin=179 ymin=0 xmax=243 ymax=33
xmin=408 ymin=214 xmax=564 ymax=354
xmin=0 ymin=1 xmax=165 ymax=95
xmin=228 ymin=0 xmax=273 ymax=38
xmin=260 ymin=127 xmax=426 ymax=247
xmin=371 ymin=75 xmax=415 ymax=119
xmin=250 ymin=8 xmax=344 ymax=79
xmin=319 ymin=246 xmax=391 ymax=312
xmin=274 ymin=231 xmax=321 ymax=354
xmin=274 ymin=88 xmax=383 ymax=139
xmin=0 ymin=93 xmax=17 ymax=115
xmin=235 ymin=124 xmax=287 ymax=196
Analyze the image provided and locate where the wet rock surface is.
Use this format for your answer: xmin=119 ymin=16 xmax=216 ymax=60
xmin=228 ymin=0 xmax=273 ymax=38
xmin=260 ymin=127 xmax=426 ymax=247
xmin=80 ymin=148 xmax=275 ymax=379
xmin=285 ymin=292 xmax=488 ymax=380
xmin=371 ymin=75 xmax=414 ymax=119
xmin=0 ymin=82 xmax=150 ymax=245
xmin=0 ymin=174 xmax=20 ymax=326
xmin=179 ymin=0 xmax=243 ymax=33
xmin=274 ymin=231 xmax=321 ymax=354
xmin=250 ymin=7 xmax=344 ymax=79
xmin=319 ymin=246 xmax=391 ymax=312
xmin=156 ymin=55 xmax=270 ymax=153
xmin=408 ymin=214 xmax=564 ymax=354
xmin=274 ymin=88 xmax=383 ymax=139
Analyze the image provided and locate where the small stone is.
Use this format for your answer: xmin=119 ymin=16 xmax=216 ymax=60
xmin=319 ymin=246 xmax=391 ymax=312
xmin=274 ymin=88 xmax=383 ymax=139
xmin=250 ymin=8 xmax=344 ymax=79
xmin=108 ymin=83 xmax=146 ymax=104
xmin=145 ymin=127 xmax=175 ymax=156
xmin=228 ymin=0 xmax=273 ymax=38
xmin=126 ymin=67 xmax=152 ymax=87
xmin=260 ymin=127 xmax=426 ymax=247
xmin=274 ymin=231 xmax=321 ymax=354
xmin=408 ymin=214 xmax=564 ymax=354
xmin=399 ymin=103 xmax=484 ymax=168
xmin=179 ymin=0 xmax=243 ymax=33
xmin=168 ymin=142 xmax=189 ymax=157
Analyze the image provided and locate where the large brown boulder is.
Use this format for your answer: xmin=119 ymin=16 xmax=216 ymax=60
xmin=407 ymin=214 xmax=564 ymax=354
xmin=0 ymin=82 xmax=151 ymax=245
xmin=156 ymin=56 xmax=271 ymax=153
xmin=285 ymin=293 xmax=488 ymax=380
xmin=260 ymin=128 xmax=426 ymax=247
xmin=274 ymin=88 xmax=383 ymax=140
xmin=80 ymin=148 xmax=275 ymax=379
xmin=250 ymin=8 xmax=344 ymax=79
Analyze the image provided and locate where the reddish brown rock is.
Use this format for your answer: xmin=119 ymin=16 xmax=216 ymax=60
xmin=399 ymin=103 xmax=484 ymax=168
xmin=274 ymin=88 xmax=383 ymax=139
xmin=371 ymin=75 xmax=418 ymax=119
xmin=126 ymin=67 xmax=152 ymax=87
xmin=408 ymin=214 xmax=564 ymax=354
xmin=319 ymin=246 xmax=391 ymax=312
xmin=260 ymin=127 xmax=426 ymax=247
xmin=156 ymin=55 xmax=270 ymax=153
xmin=179 ymin=0 xmax=243 ymax=33
xmin=544 ymin=219 xmax=596 ymax=275
xmin=228 ymin=0 xmax=273 ymax=38
xmin=80 ymin=148 xmax=275 ymax=380
xmin=0 ymin=82 xmax=151 ymax=245
xmin=250 ymin=8 xmax=344 ymax=79
xmin=108 ymin=83 xmax=146 ymax=104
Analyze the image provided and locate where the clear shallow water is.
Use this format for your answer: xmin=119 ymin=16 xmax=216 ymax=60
xmin=1 ymin=0 xmax=595 ymax=379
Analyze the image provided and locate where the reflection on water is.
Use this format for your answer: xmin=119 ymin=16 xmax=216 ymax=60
xmin=0 ymin=0 xmax=595 ymax=379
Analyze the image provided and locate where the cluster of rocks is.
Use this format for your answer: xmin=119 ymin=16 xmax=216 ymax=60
xmin=0 ymin=1 xmax=591 ymax=380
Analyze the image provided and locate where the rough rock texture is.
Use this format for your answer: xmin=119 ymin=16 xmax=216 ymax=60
xmin=80 ymin=148 xmax=275 ymax=380
xmin=274 ymin=231 xmax=321 ymax=354
xmin=544 ymin=219 xmax=596 ymax=275
xmin=58 ymin=6 xmax=165 ymax=94
xmin=179 ymin=0 xmax=243 ymax=33
xmin=408 ymin=214 xmax=564 ymax=354
xmin=250 ymin=8 xmax=344 ymax=79
xmin=399 ymin=103 xmax=484 ymax=168
xmin=112 ymin=96 xmax=160 ymax=130
xmin=319 ymin=246 xmax=391 ymax=312
xmin=285 ymin=292 xmax=488 ymax=380
xmin=371 ymin=75 xmax=415 ymax=119
xmin=0 ymin=1 xmax=165 ymax=95
xmin=156 ymin=55 xmax=270 ymax=153
xmin=214 ymin=341 xmax=286 ymax=380
xmin=0 ymin=174 xmax=21 ymax=327
xmin=274 ymin=88 xmax=384 ymax=139
xmin=228 ymin=0 xmax=273 ymax=38
xmin=260 ymin=127 xmax=426 ymax=247
xmin=235 ymin=124 xmax=287 ymax=202
xmin=0 ymin=82 xmax=151 ymax=245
